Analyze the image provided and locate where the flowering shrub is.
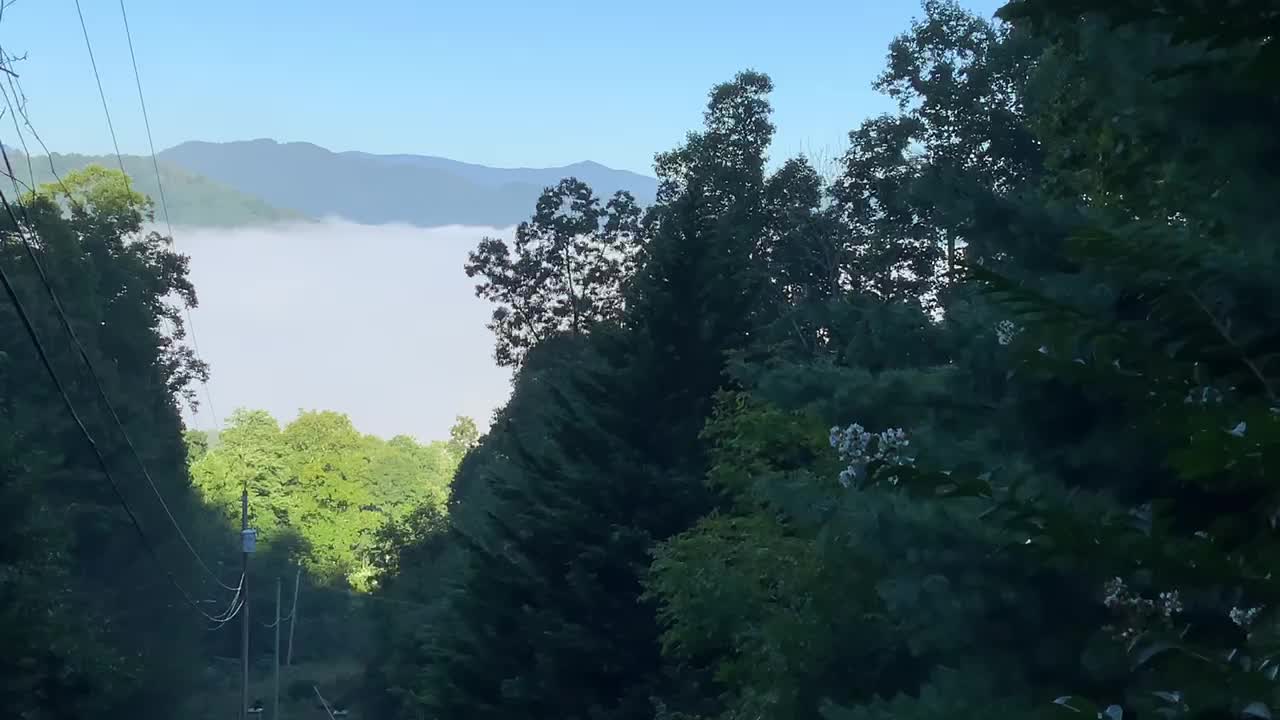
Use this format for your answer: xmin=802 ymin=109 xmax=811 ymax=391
xmin=828 ymin=423 xmax=915 ymax=488
xmin=1100 ymin=576 xmax=1182 ymax=642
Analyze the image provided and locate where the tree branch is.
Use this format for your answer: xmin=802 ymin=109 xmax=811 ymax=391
xmin=1186 ymin=288 xmax=1275 ymax=402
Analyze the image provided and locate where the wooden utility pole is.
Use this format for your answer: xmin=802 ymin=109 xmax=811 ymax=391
xmin=241 ymin=489 xmax=251 ymax=720
xmin=286 ymin=565 xmax=301 ymax=666
xmin=273 ymin=576 xmax=282 ymax=720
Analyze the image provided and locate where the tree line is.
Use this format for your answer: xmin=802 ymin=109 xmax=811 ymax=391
xmin=367 ymin=1 xmax=1280 ymax=719
xmin=187 ymin=409 xmax=475 ymax=588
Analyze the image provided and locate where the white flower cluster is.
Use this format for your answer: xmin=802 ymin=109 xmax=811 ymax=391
xmin=1159 ymin=591 xmax=1184 ymax=616
xmin=1183 ymin=386 xmax=1223 ymax=405
xmin=1230 ymin=605 xmax=1262 ymax=628
xmin=1101 ymin=577 xmax=1182 ymax=641
xmin=829 ymin=423 xmax=915 ymax=488
xmin=995 ymin=320 xmax=1020 ymax=346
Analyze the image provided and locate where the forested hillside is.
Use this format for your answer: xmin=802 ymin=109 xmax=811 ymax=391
xmin=3 ymin=0 xmax=1279 ymax=719
xmin=363 ymin=1 xmax=1280 ymax=719
xmin=8 ymin=150 xmax=301 ymax=227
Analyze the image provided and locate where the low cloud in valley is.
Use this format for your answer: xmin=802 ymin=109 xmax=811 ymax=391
xmin=173 ymin=219 xmax=514 ymax=442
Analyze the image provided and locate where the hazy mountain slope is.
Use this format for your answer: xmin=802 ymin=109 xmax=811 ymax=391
xmin=158 ymin=139 xmax=658 ymax=228
xmin=7 ymin=150 xmax=302 ymax=227
xmin=346 ymin=151 xmax=658 ymax=197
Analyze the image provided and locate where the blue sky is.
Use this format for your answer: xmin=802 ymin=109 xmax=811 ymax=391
xmin=4 ymin=0 xmax=1004 ymax=176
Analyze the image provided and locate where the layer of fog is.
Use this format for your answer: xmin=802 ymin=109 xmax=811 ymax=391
xmin=173 ymin=219 xmax=514 ymax=442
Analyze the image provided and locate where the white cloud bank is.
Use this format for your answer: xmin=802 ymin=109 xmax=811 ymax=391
xmin=172 ymin=219 xmax=514 ymax=442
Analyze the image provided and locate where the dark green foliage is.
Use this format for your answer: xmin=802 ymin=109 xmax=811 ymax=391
xmin=412 ymin=335 xmax=691 ymax=720
xmin=999 ymin=0 xmax=1280 ymax=83
xmin=644 ymin=2 xmax=1280 ymax=720
xmin=1 ymin=167 xmax=225 ymax=718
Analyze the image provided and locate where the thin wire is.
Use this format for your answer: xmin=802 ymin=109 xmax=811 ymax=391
xmin=0 ymin=120 xmax=34 ymax=229
xmin=208 ymin=597 xmax=245 ymax=630
xmin=0 ymin=153 xmax=34 ymax=195
xmin=0 ymin=54 xmax=36 ymax=204
xmin=1 ymin=63 xmax=186 ymax=377
xmin=0 ymin=187 xmax=233 ymax=620
xmin=0 ymin=60 xmax=92 ymax=217
xmin=1 ymin=61 xmax=189 ymax=356
xmin=0 ymin=140 xmax=238 ymax=591
xmin=208 ymin=573 xmax=247 ymax=625
xmin=4 ymin=20 xmax=225 ymax=573
xmin=117 ymin=0 xmax=220 ymax=427
xmin=72 ymin=0 xmax=130 ymax=190
xmin=0 ymin=66 xmax=35 ymax=195
xmin=0 ymin=162 xmax=34 ymax=195
xmin=261 ymin=609 xmax=295 ymax=629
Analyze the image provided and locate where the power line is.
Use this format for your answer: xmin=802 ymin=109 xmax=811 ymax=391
xmin=0 ymin=55 xmax=93 ymax=218
xmin=208 ymin=598 xmax=244 ymax=630
xmin=0 ymin=114 xmax=35 ymax=231
xmin=261 ymin=609 xmax=294 ymax=629
xmin=72 ymin=0 xmax=130 ymax=189
xmin=1 ymin=0 xmax=238 ymax=625
xmin=116 ymin=0 xmax=220 ymax=427
xmin=0 ymin=72 xmax=36 ymax=196
xmin=0 ymin=186 xmax=235 ymax=620
xmin=0 ymin=42 xmax=233 ymax=590
xmin=208 ymin=573 xmax=248 ymax=629
xmin=0 ymin=145 xmax=237 ymax=591
xmin=0 ymin=52 xmax=36 ymax=211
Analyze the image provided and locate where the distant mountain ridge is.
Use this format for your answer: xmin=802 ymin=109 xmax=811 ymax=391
xmin=7 ymin=140 xmax=658 ymax=229
xmin=341 ymin=150 xmax=652 ymax=194
xmin=157 ymin=139 xmax=659 ymax=228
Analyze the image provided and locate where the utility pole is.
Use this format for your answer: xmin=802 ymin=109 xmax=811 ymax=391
xmin=286 ymin=565 xmax=301 ymax=666
xmin=273 ymin=576 xmax=282 ymax=720
xmin=240 ymin=489 xmax=252 ymax=720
